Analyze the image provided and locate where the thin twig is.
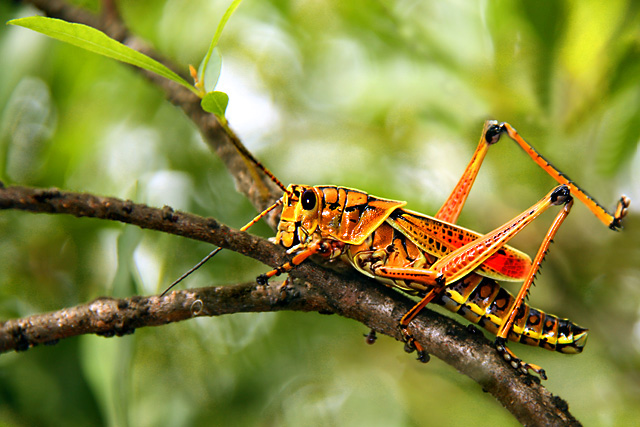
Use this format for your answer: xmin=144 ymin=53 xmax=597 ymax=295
xmin=0 ymin=280 xmax=330 ymax=352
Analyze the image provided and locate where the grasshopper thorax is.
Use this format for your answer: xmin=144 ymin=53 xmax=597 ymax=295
xmin=274 ymin=184 xmax=407 ymax=250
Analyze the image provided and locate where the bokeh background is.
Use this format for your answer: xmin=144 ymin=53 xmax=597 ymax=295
xmin=1 ymin=0 xmax=639 ymax=425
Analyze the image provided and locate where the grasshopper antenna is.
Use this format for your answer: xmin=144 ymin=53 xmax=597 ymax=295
xmin=225 ymin=130 xmax=289 ymax=194
xmin=160 ymin=198 xmax=283 ymax=296
xmin=160 ymin=128 xmax=291 ymax=297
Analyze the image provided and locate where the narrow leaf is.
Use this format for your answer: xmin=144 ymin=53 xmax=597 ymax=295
xmin=198 ymin=47 xmax=223 ymax=93
xmin=7 ymin=16 xmax=199 ymax=96
xmin=200 ymin=0 xmax=243 ymax=88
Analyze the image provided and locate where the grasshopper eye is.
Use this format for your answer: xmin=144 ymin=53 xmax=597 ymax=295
xmin=301 ymin=189 xmax=317 ymax=210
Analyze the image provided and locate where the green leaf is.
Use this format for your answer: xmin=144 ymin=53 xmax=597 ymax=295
xmin=198 ymin=47 xmax=223 ymax=93
xmin=200 ymin=0 xmax=243 ymax=88
xmin=7 ymin=16 xmax=199 ymax=96
xmin=201 ymin=91 xmax=229 ymax=120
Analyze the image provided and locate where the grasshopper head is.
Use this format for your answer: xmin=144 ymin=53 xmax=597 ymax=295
xmin=274 ymin=184 xmax=322 ymax=249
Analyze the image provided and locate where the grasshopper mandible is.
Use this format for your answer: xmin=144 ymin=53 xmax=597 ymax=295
xmin=169 ymin=120 xmax=630 ymax=379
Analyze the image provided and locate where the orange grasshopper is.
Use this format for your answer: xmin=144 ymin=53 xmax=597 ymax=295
xmin=169 ymin=120 xmax=630 ymax=379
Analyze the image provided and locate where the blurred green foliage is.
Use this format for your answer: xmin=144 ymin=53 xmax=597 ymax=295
xmin=1 ymin=0 xmax=639 ymax=425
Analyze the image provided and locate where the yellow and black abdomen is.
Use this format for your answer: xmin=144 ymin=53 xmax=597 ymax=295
xmin=437 ymin=274 xmax=588 ymax=354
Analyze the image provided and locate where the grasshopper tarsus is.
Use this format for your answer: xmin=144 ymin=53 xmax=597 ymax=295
xmin=495 ymin=337 xmax=548 ymax=380
xmin=417 ymin=351 xmax=430 ymax=363
xmin=403 ymin=341 xmax=415 ymax=354
xmin=364 ymin=329 xmax=377 ymax=345
xmin=401 ymin=333 xmax=430 ymax=363
xmin=610 ymin=195 xmax=631 ymax=230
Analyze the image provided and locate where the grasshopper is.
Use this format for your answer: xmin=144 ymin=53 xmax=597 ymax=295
xmin=169 ymin=120 xmax=630 ymax=379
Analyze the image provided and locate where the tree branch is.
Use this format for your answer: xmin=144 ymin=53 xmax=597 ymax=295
xmin=0 ymin=183 xmax=579 ymax=425
xmin=0 ymin=280 xmax=331 ymax=351
xmin=0 ymin=184 xmax=272 ymax=261
xmin=9 ymin=1 xmax=582 ymax=425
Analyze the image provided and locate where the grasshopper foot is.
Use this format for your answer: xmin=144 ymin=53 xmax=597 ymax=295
xmin=416 ymin=349 xmax=430 ymax=363
xmin=610 ymin=195 xmax=631 ymax=230
xmin=495 ymin=338 xmax=547 ymax=380
xmin=400 ymin=326 xmax=430 ymax=363
xmin=364 ymin=329 xmax=377 ymax=345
